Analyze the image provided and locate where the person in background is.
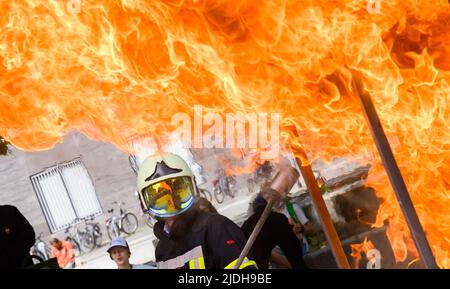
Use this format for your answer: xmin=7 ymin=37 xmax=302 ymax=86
xmin=279 ymin=198 xmax=312 ymax=255
xmin=107 ymin=237 xmax=157 ymax=269
xmin=269 ymin=199 xmax=312 ymax=268
xmin=241 ymin=194 xmax=307 ymax=269
xmin=50 ymin=238 xmax=75 ymax=269
xmin=0 ymin=204 xmax=36 ymax=268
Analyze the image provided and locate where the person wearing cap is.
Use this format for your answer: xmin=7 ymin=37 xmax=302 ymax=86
xmin=137 ymin=152 xmax=257 ymax=269
xmin=107 ymin=237 xmax=156 ymax=269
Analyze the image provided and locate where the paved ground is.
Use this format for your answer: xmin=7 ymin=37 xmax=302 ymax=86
xmin=75 ymin=188 xmax=254 ymax=269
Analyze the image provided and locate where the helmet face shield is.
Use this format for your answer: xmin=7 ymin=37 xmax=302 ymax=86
xmin=140 ymin=176 xmax=195 ymax=217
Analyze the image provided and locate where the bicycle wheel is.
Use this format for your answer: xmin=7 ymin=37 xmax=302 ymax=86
xmin=213 ymin=186 xmax=225 ymax=204
xmin=121 ymin=213 xmax=138 ymax=235
xmin=35 ymin=251 xmax=46 ymax=262
xmin=80 ymin=232 xmax=95 ymax=253
xmin=107 ymin=222 xmax=120 ymax=240
xmin=199 ymin=188 xmax=212 ymax=202
xmin=93 ymin=224 xmax=103 ymax=247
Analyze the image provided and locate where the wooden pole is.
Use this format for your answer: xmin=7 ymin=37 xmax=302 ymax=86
xmin=289 ymin=131 xmax=351 ymax=269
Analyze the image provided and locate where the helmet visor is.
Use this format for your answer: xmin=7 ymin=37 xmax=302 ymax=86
xmin=141 ymin=176 xmax=195 ymax=217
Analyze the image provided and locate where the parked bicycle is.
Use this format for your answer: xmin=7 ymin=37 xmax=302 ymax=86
xmin=140 ymin=209 xmax=157 ymax=229
xmin=64 ymin=220 xmax=95 ymax=256
xmin=30 ymin=233 xmax=51 ymax=262
xmin=105 ymin=201 xmax=139 ymax=240
xmin=212 ymin=168 xmax=237 ymax=204
xmin=84 ymin=215 xmax=103 ymax=248
xmin=196 ymin=185 xmax=213 ymax=202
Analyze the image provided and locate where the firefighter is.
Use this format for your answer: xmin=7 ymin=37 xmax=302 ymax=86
xmin=0 ymin=204 xmax=35 ymax=269
xmin=136 ymin=152 xmax=256 ymax=269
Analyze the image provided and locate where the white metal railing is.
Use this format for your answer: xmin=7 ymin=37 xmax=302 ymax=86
xmin=30 ymin=158 xmax=102 ymax=233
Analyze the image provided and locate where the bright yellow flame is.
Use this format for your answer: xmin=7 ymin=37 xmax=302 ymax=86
xmin=0 ymin=0 xmax=449 ymax=267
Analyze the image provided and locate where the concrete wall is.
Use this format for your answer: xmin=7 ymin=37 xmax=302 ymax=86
xmin=0 ymin=131 xmax=141 ymax=241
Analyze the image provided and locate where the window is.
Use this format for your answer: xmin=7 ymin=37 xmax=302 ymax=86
xmin=30 ymin=158 xmax=102 ymax=233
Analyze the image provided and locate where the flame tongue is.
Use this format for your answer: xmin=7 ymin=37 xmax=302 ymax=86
xmin=0 ymin=1 xmax=449 ymax=267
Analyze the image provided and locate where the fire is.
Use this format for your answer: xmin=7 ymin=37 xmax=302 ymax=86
xmin=350 ymin=237 xmax=377 ymax=269
xmin=0 ymin=1 xmax=449 ymax=267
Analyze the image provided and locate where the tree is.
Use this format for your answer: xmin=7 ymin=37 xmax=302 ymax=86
xmin=0 ymin=137 xmax=9 ymax=156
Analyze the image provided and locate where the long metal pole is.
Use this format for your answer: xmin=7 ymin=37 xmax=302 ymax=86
xmin=351 ymin=71 xmax=438 ymax=269
xmin=289 ymin=130 xmax=351 ymax=269
xmin=234 ymin=199 xmax=275 ymax=269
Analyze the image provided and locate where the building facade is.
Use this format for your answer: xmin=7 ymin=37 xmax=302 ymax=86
xmin=0 ymin=131 xmax=141 ymax=241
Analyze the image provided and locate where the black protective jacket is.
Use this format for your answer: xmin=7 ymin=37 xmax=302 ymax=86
xmin=154 ymin=209 xmax=256 ymax=269
xmin=0 ymin=205 xmax=35 ymax=268
xmin=241 ymin=197 xmax=307 ymax=269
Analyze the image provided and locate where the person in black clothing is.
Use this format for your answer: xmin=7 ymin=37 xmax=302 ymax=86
xmin=137 ymin=152 xmax=257 ymax=269
xmin=241 ymin=194 xmax=307 ymax=269
xmin=0 ymin=204 xmax=36 ymax=269
xmin=153 ymin=205 xmax=255 ymax=269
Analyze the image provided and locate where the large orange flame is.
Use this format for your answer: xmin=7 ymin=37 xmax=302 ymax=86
xmin=0 ymin=1 xmax=449 ymax=267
